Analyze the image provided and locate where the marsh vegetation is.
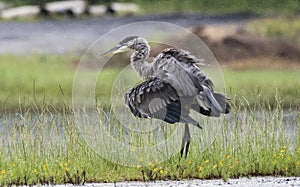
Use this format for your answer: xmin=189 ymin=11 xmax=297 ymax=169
xmin=0 ymin=53 xmax=299 ymax=185
xmin=0 ymin=3 xmax=299 ymax=183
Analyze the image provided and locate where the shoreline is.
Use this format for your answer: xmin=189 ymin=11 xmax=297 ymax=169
xmin=37 ymin=177 xmax=300 ymax=187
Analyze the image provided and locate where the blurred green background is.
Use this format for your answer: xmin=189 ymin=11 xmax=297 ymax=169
xmin=0 ymin=0 xmax=299 ymax=111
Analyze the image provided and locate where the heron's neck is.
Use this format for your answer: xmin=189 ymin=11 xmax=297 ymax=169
xmin=130 ymin=43 xmax=153 ymax=79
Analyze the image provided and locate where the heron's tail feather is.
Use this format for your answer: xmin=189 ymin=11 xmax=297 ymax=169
xmin=198 ymin=86 xmax=230 ymax=117
xmin=212 ymin=92 xmax=231 ymax=114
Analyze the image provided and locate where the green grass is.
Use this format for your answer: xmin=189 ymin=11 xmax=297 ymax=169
xmin=0 ymin=55 xmax=121 ymax=111
xmin=0 ymin=55 xmax=299 ymax=111
xmin=246 ymin=16 xmax=300 ymax=43
xmin=0 ymin=54 xmax=73 ymax=109
xmin=224 ymin=69 xmax=300 ymax=109
xmin=133 ymin=0 xmax=300 ymax=15
xmin=3 ymin=0 xmax=300 ymax=15
xmin=0 ymin=54 xmax=299 ymax=185
xmin=0 ymin=101 xmax=299 ymax=185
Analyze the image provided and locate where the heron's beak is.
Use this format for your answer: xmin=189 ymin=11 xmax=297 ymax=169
xmin=99 ymin=44 xmax=128 ymax=56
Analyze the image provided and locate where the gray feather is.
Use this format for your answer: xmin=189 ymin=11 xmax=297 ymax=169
xmin=120 ymin=36 xmax=230 ymax=126
xmin=200 ymin=86 xmax=223 ymax=115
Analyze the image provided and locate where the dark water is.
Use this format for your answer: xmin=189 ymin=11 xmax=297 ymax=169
xmin=0 ymin=13 xmax=257 ymax=54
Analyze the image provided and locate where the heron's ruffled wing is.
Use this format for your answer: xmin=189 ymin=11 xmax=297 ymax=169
xmin=152 ymin=48 xmax=230 ymax=116
xmin=124 ymin=77 xmax=182 ymax=124
xmin=153 ymin=48 xmax=214 ymax=96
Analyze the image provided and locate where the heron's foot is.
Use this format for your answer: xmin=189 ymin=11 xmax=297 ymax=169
xmin=180 ymin=124 xmax=191 ymax=159
xmin=180 ymin=140 xmax=190 ymax=159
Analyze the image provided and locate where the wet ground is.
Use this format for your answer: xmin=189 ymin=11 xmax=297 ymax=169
xmin=0 ymin=13 xmax=256 ymax=54
xmin=41 ymin=177 xmax=300 ymax=187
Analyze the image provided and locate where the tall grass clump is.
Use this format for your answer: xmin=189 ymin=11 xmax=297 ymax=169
xmin=0 ymin=94 xmax=299 ymax=185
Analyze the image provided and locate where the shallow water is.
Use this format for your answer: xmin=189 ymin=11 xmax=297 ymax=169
xmin=0 ymin=110 xmax=298 ymax=145
xmin=0 ymin=13 xmax=256 ymax=54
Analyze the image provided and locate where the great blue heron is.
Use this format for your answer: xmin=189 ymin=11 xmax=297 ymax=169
xmin=100 ymin=36 xmax=230 ymax=158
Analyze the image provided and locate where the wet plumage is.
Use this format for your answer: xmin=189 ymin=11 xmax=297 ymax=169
xmin=100 ymin=36 xmax=230 ymax=158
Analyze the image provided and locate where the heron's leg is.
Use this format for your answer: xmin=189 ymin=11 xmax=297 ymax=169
xmin=184 ymin=124 xmax=191 ymax=158
xmin=180 ymin=124 xmax=191 ymax=158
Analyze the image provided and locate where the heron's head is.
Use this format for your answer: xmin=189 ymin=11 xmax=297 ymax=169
xmin=100 ymin=36 xmax=148 ymax=56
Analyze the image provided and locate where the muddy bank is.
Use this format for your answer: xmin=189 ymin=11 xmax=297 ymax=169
xmin=189 ymin=25 xmax=300 ymax=62
xmin=41 ymin=177 xmax=300 ymax=186
xmin=151 ymin=25 xmax=300 ymax=63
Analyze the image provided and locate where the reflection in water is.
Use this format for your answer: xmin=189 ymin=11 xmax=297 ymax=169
xmin=0 ymin=110 xmax=299 ymax=163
